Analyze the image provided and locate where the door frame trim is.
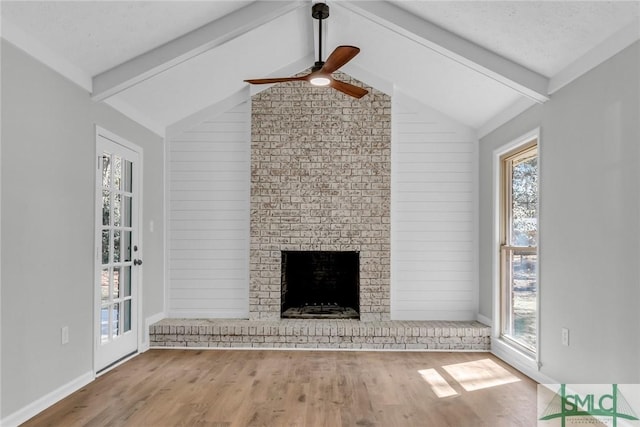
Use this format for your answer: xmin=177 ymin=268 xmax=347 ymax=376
xmin=94 ymin=126 xmax=144 ymax=374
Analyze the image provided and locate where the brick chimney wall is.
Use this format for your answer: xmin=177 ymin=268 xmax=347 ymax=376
xmin=249 ymin=72 xmax=392 ymax=321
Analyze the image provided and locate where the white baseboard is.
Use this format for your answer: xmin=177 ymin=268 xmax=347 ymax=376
xmin=476 ymin=313 xmax=492 ymax=327
xmin=491 ymin=338 xmax=557 ymax=385
xmin=1 ymin=371 xmax=94 ymax=427
xmin=142 ymin=312 xmax=166 ymax=352
xmin=150 ymin=345 xmax=490 ymax=353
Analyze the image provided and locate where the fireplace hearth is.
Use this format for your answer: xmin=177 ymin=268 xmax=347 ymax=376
xmin=281 ymin=251 xmax=359 ymax=319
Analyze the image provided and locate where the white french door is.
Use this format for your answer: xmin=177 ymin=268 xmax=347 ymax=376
xmin=95 ymin=128 xmax=142 ymax=372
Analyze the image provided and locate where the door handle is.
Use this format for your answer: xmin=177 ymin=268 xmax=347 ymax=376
xmin=134 ymin=259 xmax=143 ymax=266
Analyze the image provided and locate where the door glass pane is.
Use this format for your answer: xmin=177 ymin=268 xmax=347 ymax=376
xmin=123 ymin=160 xmax=133 ymax=192
xmin=124 ymin=300 xmax=131 ymax=333
xmin=113 ymin=194 xmax=122 ymax=227
xmin=113 ymin=267 xmax=121 ymax=299
xmin=101 ymin=305 xmax=109 ymax=342
xmin=112 ymin=303 xmax=120 ymax=337
xmin=102 ymin=191 xmax=111 ymax=226
xmin=113 ymin=230 xmax=121 ymax=263
xmin=123 ymin=196 xmax=132 ymax=227
xmin=102 ymin=153 xmax=111 ymax=188
xmin=101 ymin=268 xmax=110 ymax=304
xmin=113 ymin=156 xmax=122 ymax=190
xmin=101 ymin=230 xmax=110 ymax=264
xmin=96 ymin=138 xmax=138 ymax=363
xmin=122 ymin=266 xmax=132 ymax=297
xmin=122 ymin=231 xmax=132 ymax=262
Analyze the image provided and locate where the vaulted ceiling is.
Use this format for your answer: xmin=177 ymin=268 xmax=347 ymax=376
xmin=2 ymin=1 xmax=639 ymax=137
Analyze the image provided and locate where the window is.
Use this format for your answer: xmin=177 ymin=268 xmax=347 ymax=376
xmin=500 ymin=138 xmax=538 ymax=355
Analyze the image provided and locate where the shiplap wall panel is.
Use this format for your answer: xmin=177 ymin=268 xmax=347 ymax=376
xmin=391 ymin=93 xmax=478 ymax=320
xmin=168 ymin=102 xmax=250 ymax=318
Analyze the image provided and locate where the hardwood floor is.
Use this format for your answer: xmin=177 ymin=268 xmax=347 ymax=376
xmin=23 ymin=350 xmax=537 ymax=427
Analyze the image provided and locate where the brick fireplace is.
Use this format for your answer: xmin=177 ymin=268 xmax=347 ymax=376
xmin=152 ymin=72 xmax=491 ymax=351
xmin=249 ymin=72 xmax=392 ymax=321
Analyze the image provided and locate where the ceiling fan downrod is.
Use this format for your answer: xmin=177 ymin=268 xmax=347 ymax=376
xmin=312 ymin=2 xmax=330 ymax=72
xmin=243 ymin=0 xmax=368 ymax=99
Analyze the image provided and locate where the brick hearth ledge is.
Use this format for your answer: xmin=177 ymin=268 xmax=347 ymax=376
xmin=150 ymin=319 xmax=491 ymax=351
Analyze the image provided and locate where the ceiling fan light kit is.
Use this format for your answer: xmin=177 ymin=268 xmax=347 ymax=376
xmin=309 ymin=76 xmax=331 ymax=86
xmin=244 ymin=2 xmax=368 ymax=99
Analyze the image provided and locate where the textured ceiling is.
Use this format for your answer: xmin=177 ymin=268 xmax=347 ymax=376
xmin=1 ymin=1 xmax=638 ymax=134
xmin=395 ymin=1 xmax=640 ymax=76
xmin=330 ymin=5 xmax=524 ymax=128
xmin=115 ymin=6 xmax=313 ymax=127
xmin=1 ymin=1 xmax=252 ymax=75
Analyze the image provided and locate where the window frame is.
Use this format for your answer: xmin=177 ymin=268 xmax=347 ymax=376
xmin=496 ymin=133 xmax=539 ymax=359
xmin=500 ymin=142 xmax=538 ymax=248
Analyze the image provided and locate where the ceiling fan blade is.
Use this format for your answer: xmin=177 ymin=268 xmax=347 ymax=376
xmin=244 ymin=76 xmax=308 ymax=84
xmin=321 ymin=46 xmax=360 ymax=74
xmin=330 ymin=79 xmax=368 ymax=99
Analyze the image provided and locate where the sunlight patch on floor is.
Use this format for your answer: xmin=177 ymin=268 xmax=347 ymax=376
xmin=418 ymin=368 xmax=459 ymax=398
xmin=442 ymin=358 xmax=520 ymax=392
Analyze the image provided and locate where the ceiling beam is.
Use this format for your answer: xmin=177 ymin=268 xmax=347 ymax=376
xmin=92 ymin=1 xmax=305 ymax=102
xmin=337 ymin=1 xmax=550 ymax=103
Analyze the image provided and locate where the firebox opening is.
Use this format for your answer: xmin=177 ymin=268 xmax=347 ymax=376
xmin=281 ymin=251 xmax=359 ymax=319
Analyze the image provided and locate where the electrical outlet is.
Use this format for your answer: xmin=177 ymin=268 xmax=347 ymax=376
xmin=561 ymin=328 xmax=569 ymax=346
xmin=61 ymin=326 xmax=69 ymax=345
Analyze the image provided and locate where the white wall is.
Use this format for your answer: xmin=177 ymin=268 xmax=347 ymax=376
xmin=167 ymin=101 xmax=250 ymax=318
xmin=479 ymin=41 xmax=640 ymax=383
xmin=165 ymin=89 xmax=480 ymax=321
xmin=391 ymin=92 xmax=478 ymax=320
xmin=1 ymin=40 xmax=165 ymax=421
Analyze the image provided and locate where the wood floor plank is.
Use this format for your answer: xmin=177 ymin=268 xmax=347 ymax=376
xmin=22 ymin=350 xmax=537 ymax=427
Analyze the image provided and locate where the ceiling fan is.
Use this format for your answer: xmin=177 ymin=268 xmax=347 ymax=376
xmin=244 ymin=2 xmax=368 ymax=99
